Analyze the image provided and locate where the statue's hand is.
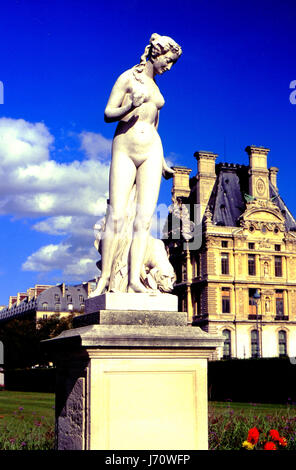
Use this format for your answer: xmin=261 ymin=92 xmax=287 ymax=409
xmin=132 ymin=91 xmax=146 ymax=108
xmin=162 ymin=160 xmax=175 ymax=180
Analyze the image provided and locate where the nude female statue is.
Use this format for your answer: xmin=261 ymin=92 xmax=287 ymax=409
xmin=91 ymin=33 xmax=182 ymax=295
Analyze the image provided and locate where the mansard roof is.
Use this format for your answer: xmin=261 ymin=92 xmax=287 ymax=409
xmin=205 ymin=163 xmax=296 ymax=230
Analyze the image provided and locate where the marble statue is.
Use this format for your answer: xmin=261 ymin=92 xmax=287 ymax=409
xmin=90 ymin=33 xmax=182 ymax=296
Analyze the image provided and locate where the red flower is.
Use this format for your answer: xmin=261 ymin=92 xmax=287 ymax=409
xmin=264 ymin=441 xmax=277 ymax=450
xmin=269 ymin=429 xmax=280 ymax=441
xmin=278 ymin=437 xmax=287 ymax=447
xmin=247 ymin=427 xmax=260 ymax=445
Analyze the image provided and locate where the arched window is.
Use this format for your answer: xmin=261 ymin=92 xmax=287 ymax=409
xmin=251 ymin=330 xmax=259 ymax=358
xmin=278 ymin=330 xmax=287 ymax=357
xmin=42 ymin=302 xmax=48 ymax=311
xmin=222 ymin=329 xmax=231 ymax=359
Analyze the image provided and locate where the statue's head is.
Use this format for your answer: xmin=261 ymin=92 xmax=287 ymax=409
xmin=148 ymin=33 xmax=182 ymax=75
xmin=135 ymin=33 xmax=182 ymax=78
xmin=149 ymin=33 xmax=182 ymax=60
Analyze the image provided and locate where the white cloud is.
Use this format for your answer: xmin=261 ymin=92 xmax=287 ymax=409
xmin=80 ymin=131 xmax=112 ymax=161
xmin=0 ymin=117 xmax=112 ymax=280
xmin=0 ymin=118 xmax=53 ymax=168
xmin=22 ymin=239 xmax=100 ymax=281
xmin=22 ymin=214 xmax=102 ymax=281
xmin=0 ymin=118 xmax=111 ymax=217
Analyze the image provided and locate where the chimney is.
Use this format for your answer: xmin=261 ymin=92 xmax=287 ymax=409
xmin=171 ymin=166 xmax=192 ymax=200
xmin=9 ymin=296 xmax=17 ymax=309
xmin=194 ymin=150 xmax=218 ymax=216
xmin=245 ymin=145 xmax=270 ymax=200
xmin=269 ymin=166 xmax=279 ymax=191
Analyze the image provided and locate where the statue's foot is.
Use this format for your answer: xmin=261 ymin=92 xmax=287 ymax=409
xmin=88 ymin=278 xmax=108 ymax=298
xmin=127 ymin=282 xmax=149 ymax=293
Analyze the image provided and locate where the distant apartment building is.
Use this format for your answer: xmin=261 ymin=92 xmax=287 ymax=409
xmin=0 ymin=281 xmax=97 ymax=324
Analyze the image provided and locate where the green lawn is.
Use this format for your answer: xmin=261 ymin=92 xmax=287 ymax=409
xmin=0 ymin=391 xmax=55 ymax=450
xmin=1 ymin=391 xmax=296 ymax=450
xmin=209 ymin=400 xmax=296 ymax=415
xmin=0 ymin=390 xmax=55 ymax=419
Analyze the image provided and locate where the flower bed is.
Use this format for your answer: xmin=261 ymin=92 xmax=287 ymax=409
xmin=209 ymin=402 xmax=296 ymax=450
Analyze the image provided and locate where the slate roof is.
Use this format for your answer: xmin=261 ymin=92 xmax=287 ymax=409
xmin=204 ymin=163 xmax=296 ymax=230
xmin=0 ymin=282 xmax=93 ymax=323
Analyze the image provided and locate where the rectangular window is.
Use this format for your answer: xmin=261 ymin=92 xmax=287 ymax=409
xmin=275 ymin=256 xmax=283 ymax=277
xmin=79 ymin=295 xmax=84 ymax=303
xmin=275 ymin=244 xmax=281 ymax=252
xmin=251 ymin=330 xmax=260 ymax=358
xmin=248 ymin=254 xmax=256 ymax=276
xmin=55 ymin=303 xmax=61 ymax=312
xmin=279 ymin=330 xmax=287 ymax=356
xmin=248 ymin=288 xmax=257 ymax=315
xmin=222 ymin=288 xmax=230 ymax=313
xmin=221 ymin=253 xmax=229 ymax=275
xmin=193 ymin=256 xmax=200 ymax=279
xmin=248 ymin=242 xmax=255 ymax=250
xmin=276 ymin=290 xmax=284 ymax=317
xmin=221 ymin=241 xmax=228 ymax=248
xmin=222 ymin=330 xmax=231 ymax=359
xmin=54 ymin=294 xmax=60 ymax=301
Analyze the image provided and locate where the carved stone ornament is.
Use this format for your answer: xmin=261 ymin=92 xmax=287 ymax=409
xmin=204 ymin=207 xmax=213 ymax=226
xmin=256 ymin=178 xmax=266 ymax=196
xmin=239 ymin=199 xmax=285 ymax=232
xmin=258 ymin=239 xmax=272 ymax=249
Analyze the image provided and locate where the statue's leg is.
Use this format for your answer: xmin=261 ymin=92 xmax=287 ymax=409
xmin=90 ymin=152 xmax=136 ymax=297
xmin=128 ymin=153 xmax=162 ymax=293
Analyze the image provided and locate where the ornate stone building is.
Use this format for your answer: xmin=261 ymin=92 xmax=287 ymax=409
xmin=164 ymin=146 xmax=296 ymax=359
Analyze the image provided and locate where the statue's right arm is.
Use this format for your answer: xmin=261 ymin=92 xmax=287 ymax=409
xmin=104 ymin=72 xmax=133 ymax=123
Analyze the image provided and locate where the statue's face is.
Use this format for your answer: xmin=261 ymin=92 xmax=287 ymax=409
xmin=152 ymin=51 xmax=179 ymax=75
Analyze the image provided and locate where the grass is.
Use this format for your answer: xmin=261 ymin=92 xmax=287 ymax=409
xmin=0 ymin=390 xmax=55 ymax=450
xmin=1 ymin=391 xmax=296 ymax=450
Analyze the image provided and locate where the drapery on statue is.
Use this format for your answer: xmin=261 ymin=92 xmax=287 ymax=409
xmin=90 ymin=33 xmax=182 ymax=297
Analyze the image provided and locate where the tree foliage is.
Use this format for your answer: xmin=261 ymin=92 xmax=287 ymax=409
xmin=0 ymin=314 xmax=74 ymax=369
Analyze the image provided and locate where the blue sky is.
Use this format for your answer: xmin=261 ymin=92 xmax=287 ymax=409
xmin=0 ymin=0 xmax=296 ymax=305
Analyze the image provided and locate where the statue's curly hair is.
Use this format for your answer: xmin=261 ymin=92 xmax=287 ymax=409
xmin=132 ymin=33 xmax=182 ymax=83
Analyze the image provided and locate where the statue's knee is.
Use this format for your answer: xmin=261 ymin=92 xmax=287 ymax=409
xmin=108 ymin=213 xmax=124 ymax=233
xmin=134 ymin=214 xmax=152 ymax=233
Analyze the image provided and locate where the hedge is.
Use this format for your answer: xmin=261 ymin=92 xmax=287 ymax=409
xmin=3 ymin=358 xmax=296 ymax=403
xmin=208 ymin=357 xmax=296 ymax=404
xmin=4 ymin=368 xmax=56 ymax=392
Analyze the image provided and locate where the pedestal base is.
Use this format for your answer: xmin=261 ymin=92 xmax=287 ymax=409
xmin=44 ymin=307 xmax=223 ymax=450
xmin=85 ymin=292 xmax=179 ymax=312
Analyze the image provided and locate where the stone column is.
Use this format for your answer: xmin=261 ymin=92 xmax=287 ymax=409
xmin=44 ymin=293 xmax=224 ymax=451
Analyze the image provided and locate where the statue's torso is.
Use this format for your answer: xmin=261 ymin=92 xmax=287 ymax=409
xmin=113 ymin=70 xmax=165 ymax=165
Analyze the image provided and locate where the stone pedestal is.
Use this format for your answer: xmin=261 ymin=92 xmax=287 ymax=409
xmin=44 ymin=294 xmax=223 ymax=450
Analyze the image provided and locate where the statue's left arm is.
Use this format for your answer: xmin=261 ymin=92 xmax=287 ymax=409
xmin=154 ymin=111 xmax=174 ymax=179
